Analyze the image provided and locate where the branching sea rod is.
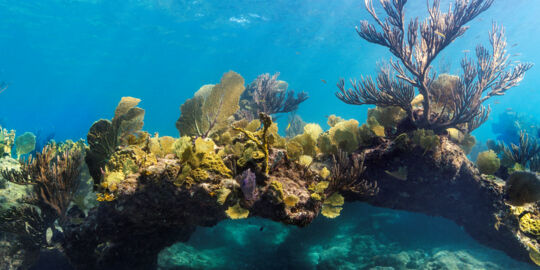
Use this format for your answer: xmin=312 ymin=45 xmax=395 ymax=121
xmin=336 ymin=0 xmax=532 ymax=133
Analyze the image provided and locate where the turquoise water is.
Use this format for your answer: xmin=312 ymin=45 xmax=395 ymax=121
xmin=1 ymin=0 xmax=540 ymax=269
xmin=158 ymin=203 xmax=536 ymax=269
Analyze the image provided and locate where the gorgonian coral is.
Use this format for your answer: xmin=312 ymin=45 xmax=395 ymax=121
xmin=86 ymin=97 xmax=145 ymax=187
xmin=239 ymin=168 xmax=257 ymax=201
xmin=336 ymin=0 xmax=532 ymax=133
xmin=238 ymin=73 xmax=308 ymax=120
xmin=0 ymin=142 xmax=84 ymax=249
xmin=176 ymin=71 xmax=245 ymax=138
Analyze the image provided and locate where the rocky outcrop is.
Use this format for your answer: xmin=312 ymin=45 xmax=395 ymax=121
xmin=61 ymin=137 xmax=540 ymax=268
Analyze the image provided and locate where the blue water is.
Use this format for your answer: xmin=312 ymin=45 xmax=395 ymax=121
xmin=1 ymin=0 xmax=539 ymax=268
xmin=0 ymin=0 xmax=539 ymax=142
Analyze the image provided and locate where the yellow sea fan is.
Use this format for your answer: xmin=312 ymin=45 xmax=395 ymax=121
xmin=226 ymin=203 xmax=249 ymax=219
xmin=321 ymin=193 xmax=345 ymax=219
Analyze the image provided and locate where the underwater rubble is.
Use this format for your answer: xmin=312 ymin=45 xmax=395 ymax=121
xmin=1 ymin=0 xmax=540 ymax=269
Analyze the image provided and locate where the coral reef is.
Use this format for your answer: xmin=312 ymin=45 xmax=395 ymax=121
xmin=0 ymin=141 xmax=84 ymax=267
xmin=1 ymin=3 xmax=538 ymax=264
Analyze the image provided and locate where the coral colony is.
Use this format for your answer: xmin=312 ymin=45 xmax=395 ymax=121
xmin=2 ymin=0 xmax=540 ymax=269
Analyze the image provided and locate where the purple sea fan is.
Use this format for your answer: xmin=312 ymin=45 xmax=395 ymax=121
xmin=240 ymin=168 xmax=258 ymax=201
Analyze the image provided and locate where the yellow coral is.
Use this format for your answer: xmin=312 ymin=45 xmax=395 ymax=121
xmin=316 ymin=133 xmax=335 ymax=155
xmin=284 ymin=194 xmax=299 ymax=207
xmin=200 ymin=153 xmax=231 ymax=177
xmin=476 ymin=150 xmax=500 ymax=175
xmin=527 ymin=243 xmax=540 ymax=266
xmin=519 ymin=212 xmax=540 ymax=236
xmin=225 ymin=203 xmax=249 ymax=219
xmin=446 ymin=128 xmax=463 ymax=142
xmin=173 ymin=136 xmax=193 ymax=162
xmin=246 ymin=119 xmax=261 ymax=132
xmin=251 ymin=150 xmax=265 ymax=159
xmin=103 ymin=171 xmax=125 ymax=192
xmin=291 ymin=133 xmax=318 ymax=157
xmin=309 ymin=181 xmax=329 ymax=194
xmin=321 ymin=192 xmax=345 ymax=218
xmin=327 ymin=115 xmax=344 ymax=127
xmin=309 ymin=181 xmax=329 ymax=201
xmin=412 ymin=129 xmax=439 ymax=154
xmin=368 ymin=106 xmax=406 ymax=129
xmin=319 ymin=167 xmax=330 ymax=179
xmin=217 ymin=188 xmax=231 ymax=205
xmin=233 ymin=113 xmax=273 ymax=174
xmin=324 ymin=192 xmax=345 ymax=206
xmin=332 ymin=119 xmax=361 ymax=152
xmin=0 ymin=127 xmax=15 ymax=157
xmin=318 ymin=119 xmax=362 ymax=154
xmin=303 ymin=123 xmax=323 ymax=140
xmin=411 ymin=94 xmax=424 ymax=108
xmin=286 ymin=140 xmax=304 ymax=160
xmin=269 ymin=180 xmax=285 ymax=201
xmin=370 ymin=124 xmax=385 ymax=137
xmin=191 ymin=168 xmax=210 ymax=181
xmin=194 ymin=137 xmax=215 ymax=153
xmin=96 ymin=192 xmax=116 ymax=202
xmin=152 ymin=135 xmax=176 ymax=157
xmin=237 ymin=143 xmax=259 ymax=167
xmin=299 ymin=155 xmax=313 ymax=167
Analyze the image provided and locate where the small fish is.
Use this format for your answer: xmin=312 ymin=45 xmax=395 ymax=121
xmin=506 ymin=107 xmax=513 ymax=111
xmin=493 ymin=100 xmax=500 ymax=105
xmin=321 ymin=79 xmax=327 ymax=84
xmin=511 ymin=43 xmax=518 ymax=48
xmin=512 ymin=53 xmax=522 ymax=57
xmin=295 ymin=51 xmax=301 ymax=55
xmin=286 ymin=123 xmax=291 ymax=131
xmin=259 ymin=226 xmax=264 ymax=232
xmin=462 ymin=49 xmax=470 ymax=53
xmin=434 ymin=31 xmax=446 ymax=38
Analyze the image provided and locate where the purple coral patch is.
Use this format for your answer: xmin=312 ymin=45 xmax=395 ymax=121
xmin=240 ymin=168 xmax=258 ymax=201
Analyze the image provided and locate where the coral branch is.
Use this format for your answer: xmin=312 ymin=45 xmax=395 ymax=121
xmin=339 ymin=0 xmax=532 ymax=133
xmin=2 ymin=143 xmax=84 ymax=222
xmin=501 ymin=131 xmax=540 ymax=167
xmin=238 ymin=73 xmax=308 ymax=120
